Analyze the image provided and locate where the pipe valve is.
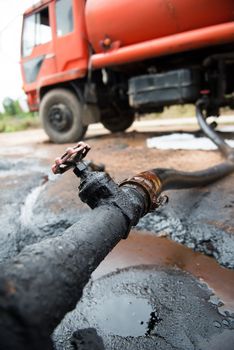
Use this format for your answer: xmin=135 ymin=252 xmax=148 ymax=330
xmin=51 ymin=142 xmax=91 ymax=174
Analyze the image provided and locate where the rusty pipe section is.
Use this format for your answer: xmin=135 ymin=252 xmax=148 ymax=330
xmin=119 ymin=170 xmax=162 ymax=212
xmin=120 ymin=161 xmax=234 ymax=203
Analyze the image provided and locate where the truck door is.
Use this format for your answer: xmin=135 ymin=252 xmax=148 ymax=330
xmin=21 ymin=3 xmax=56 ymax=90
xmin=54 ymin=0 xmax=88 ymax=76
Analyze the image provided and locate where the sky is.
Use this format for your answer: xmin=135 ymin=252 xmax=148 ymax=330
xmin=0 ymin=0 xmax=38 ymax=110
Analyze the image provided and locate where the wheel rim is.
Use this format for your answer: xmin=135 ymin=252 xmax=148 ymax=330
xmin=48 ymin=104 xmax=73 ymax=132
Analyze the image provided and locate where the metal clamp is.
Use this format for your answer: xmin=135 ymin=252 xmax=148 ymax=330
xmin=119 ymin=171 xmax=165 ymax=212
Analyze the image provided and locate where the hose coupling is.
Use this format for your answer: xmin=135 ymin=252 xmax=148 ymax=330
xmin=120 ymin=171 xmax=166 ymax=213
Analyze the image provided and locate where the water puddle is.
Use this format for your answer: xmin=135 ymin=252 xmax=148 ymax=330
xmin=54 ymin=231 xmax=234 ymax=349
xmin=92 ymin=295 xmax=158 ymax=337
xmin=54 ymin=261 xmax=234 ymax=350
xmin=93 ymin=230 xmax=234 ymax=315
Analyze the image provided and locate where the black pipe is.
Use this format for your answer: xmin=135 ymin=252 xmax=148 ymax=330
xmin=0 ymin=173 xmax=147 ymax=350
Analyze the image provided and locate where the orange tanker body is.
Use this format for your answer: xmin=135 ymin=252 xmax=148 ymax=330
xmin=86 ymin=0 xmax=234 ymax=53
xmin=21 ymin=0 xmax=234 ymax=143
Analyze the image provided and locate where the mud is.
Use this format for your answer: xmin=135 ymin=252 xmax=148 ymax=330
xmin=93 ymin=231 xmax=234 ymax=313
xmin=0 ymin=158 xmax=47 ymax=262
xmin=53 ymin=265 xmax=234 ymax=350
xmin=53 ymin=231 xmax=234 ymax=350
xmin=0 ymin=127 xmax=234 ymax=349
xmin=136 ymin=178 xmax=234 ymax=267
xmin=0 ymin=156 xmax=87 ymax=262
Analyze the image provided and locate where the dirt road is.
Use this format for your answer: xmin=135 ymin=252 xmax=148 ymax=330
xmin=0 ymin=121 xmax=234 ymax=349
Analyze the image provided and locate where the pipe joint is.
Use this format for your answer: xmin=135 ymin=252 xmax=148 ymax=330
xmin=78 ymin=170 xmax=148 ymax=237
xmin=120 ymin=171 xmax=163 ymax=213
xmin=78 ymin=171 xmax=119 ymax=208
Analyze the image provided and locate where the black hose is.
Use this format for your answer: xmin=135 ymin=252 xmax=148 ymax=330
xmin=148 ymin=99 xmax=234 ymax=191
xmin=152 ymin=161 xmax=234 ymax=191
xmin=196 ymin=99 xmax=234 ymax=160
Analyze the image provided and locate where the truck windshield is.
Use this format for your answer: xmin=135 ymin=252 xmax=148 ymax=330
xmin=22 ymin=7 xmax=52 ymax=57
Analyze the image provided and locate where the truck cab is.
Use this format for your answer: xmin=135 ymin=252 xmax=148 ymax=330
xmin=21 ymin=0 xmax=91 ymax=142
xmin=21 ymin=0 xmax=234 ymax=143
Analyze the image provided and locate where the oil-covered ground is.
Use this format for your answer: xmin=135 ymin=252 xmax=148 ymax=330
xmin=0 ymin=121 xmax=234 ymax=349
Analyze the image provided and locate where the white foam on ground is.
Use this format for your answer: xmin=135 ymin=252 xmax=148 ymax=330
xmin=147 ymin=133 xmax=234 ymax=150
xmin=218 ymin=125 xmax=234 ymax=132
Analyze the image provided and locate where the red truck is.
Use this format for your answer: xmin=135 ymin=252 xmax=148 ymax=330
xmin=21 ymin=0 xmax=234 ymax=143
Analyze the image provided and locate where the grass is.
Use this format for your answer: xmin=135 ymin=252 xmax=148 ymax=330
xmin=0 ymin=112 xmax=40 ymax=133
xmin=0 ymin=105 xmax=233 ymax=133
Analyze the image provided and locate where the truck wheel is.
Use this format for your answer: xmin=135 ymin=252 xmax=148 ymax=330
xmin=40 ymin=88 xmax=87 ymax=144
xmin=101 ymin=111 xmax=134 ymax=133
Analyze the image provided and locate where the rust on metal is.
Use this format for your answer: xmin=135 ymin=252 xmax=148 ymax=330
xmin=51 ymin=142 xmax=91 ymax=174
xmin=120 ymin=170 xmax=163 ymax=212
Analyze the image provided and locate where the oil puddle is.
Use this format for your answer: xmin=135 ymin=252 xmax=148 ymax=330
xmin=93 ymin=230 xmax=234 ymax=315
xmin=92 ymin=295 xmax=158 ymax=337
xmin=54 ymin=264 xmax=234 ymax=350
xmin=54 ymin=231 xmax=234 ymax=350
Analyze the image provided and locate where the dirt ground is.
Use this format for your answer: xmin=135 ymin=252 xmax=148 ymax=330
xmin=0 ymin=121 xmax=234 ymax=349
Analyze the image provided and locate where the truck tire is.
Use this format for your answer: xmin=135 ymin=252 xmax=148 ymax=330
xmin=101 ymin=110 xmax=134 ymax=133
xmin=40 ymin=88 xmax=87 ymax=144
